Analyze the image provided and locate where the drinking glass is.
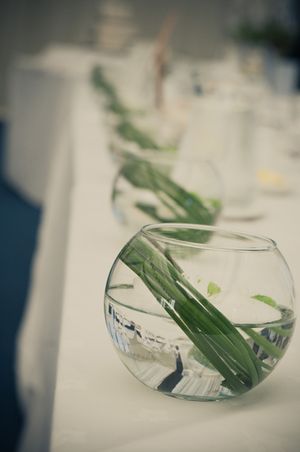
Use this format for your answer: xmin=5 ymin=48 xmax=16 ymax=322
xmin=104 ymin=224 xmax=296 ymax=401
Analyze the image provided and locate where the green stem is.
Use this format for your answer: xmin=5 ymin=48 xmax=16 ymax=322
xmin=241 ymin=327 xmax=284 ymax=359
xmin=118 ymin=156 xmax=220 ymax=230
xmin=119 ymin=235 xmax=269 ymax=394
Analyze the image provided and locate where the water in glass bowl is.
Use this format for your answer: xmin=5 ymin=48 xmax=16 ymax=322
xmin=105 ymin=287 xmax=295 ymax=401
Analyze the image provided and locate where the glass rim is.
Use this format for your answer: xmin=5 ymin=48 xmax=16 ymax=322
xmin=141 ymin=223 xmax=277 ymax=252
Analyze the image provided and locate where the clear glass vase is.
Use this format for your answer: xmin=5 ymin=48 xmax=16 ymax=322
xmin=104 ymin=224 xmax=296 ymax=401
xmin=91 ymin=65 xmax=184 ymax=162
xmin=112 ymin=151 xmax=222 ymax=231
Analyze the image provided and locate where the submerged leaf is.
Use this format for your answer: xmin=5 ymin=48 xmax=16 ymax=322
xmin=119 ymin=156 xmax=221 ymax=229
xmin=208 ymin=281 xmax=221 ymax=297
xmin=120 ymin=235 xmax=270 ymax=395
xmin=252 ymin=294 xmax=278 ymax=308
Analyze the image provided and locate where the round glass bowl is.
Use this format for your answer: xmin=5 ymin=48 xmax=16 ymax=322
xmin=92 ymin=65 xmax=184 ymax=161
xmin=104 ymin=224 xmax=296 ymax=401
xmin=112 ymin=151 xmax=222 ymax=230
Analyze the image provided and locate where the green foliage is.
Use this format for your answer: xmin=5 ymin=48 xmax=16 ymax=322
xmin=117 ymin=154 xmax=221 ymax=231
xmin=119 ymin=235 xmax=277 ymax=395
xmin=117 ymin=121 xmax=161 ymax=150
xmin=252 ymin=294 xmax=278 ymax=308
xmin=92 ymin=66 xmax=130 ymax=117
xmin=207 ymin=281 xmax=221 ymax=296
xmin=92 ymin=65 xmax=177 ymax=152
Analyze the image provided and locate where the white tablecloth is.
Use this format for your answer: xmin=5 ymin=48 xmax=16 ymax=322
xmin=4 ymin=45 xmax=121 ymax=205
xmin=7 ymin=47 xmax=300 ymax=452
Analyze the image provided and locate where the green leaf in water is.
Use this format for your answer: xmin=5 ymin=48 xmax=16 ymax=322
xmin=91 ymin=66 xmax=130 ymax=118
xmin=116 ymin=121 xmax=160 ymax=150
xmin=117 ymin=155 xmax=221 ymax=231
xmin=208 ymin=281 xmax=221 ymax=297
xmin=251 ymin=294 xmax=278 ymax=308
xmin=119 ymin=235 xmax=270 ymax=395
xmin=188 ymin=345 xmax=216 ymax=370
xmin=92 ymin=66 xmax=177 ymax=152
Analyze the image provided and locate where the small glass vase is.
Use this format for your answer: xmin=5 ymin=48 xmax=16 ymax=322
xmin=112 ymin=151 xmax=222 ymax=231
xmin=91 ymin=65 xmax=184 ymax=162
xmin=104 ymin=224 xmax=296 ymax=401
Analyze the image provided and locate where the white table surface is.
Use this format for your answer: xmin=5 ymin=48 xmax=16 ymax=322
xmin=52 ymin=86 xmax=300 ymax=452
xmin=10 ymin=47 xmax=300 ymax=452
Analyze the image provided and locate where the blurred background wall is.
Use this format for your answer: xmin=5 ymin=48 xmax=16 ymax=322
xmin=0 ymin=0 xmax=298 ymax=112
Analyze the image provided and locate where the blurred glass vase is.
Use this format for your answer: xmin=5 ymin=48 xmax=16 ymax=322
xmin=112 ymin=151 xmax=222 ymax=230
xmin=91 ymin=65 xmax=182 ymax=161
xmin=180 ymin=96 xmax=259 ymax=219
xmin=104 ymin=224 xmax=296 ymax=401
